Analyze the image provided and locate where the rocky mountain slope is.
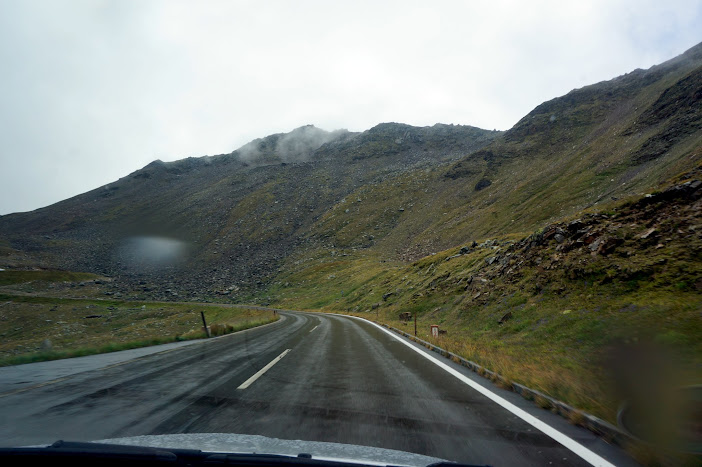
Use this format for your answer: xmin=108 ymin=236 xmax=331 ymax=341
xmin=0 ymin=122 xmax=499 ymax=298
xmin=0 ymin=42 xmax=701 ymax=304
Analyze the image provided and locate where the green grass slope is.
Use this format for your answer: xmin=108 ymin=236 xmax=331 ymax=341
xmin=268 ymin=167 xmax=702 ymax=427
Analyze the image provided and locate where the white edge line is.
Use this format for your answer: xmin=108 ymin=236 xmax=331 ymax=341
xmin=237 ymin=349 xmax=291 ymax=390
xmin=338 ymin=314 xmax=615 ymax=467
xmin=309 ymin=325 xmax=319 ymax=333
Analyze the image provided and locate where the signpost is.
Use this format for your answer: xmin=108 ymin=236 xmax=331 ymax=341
xmin=201 ymin=311 xmax=211 ymax=338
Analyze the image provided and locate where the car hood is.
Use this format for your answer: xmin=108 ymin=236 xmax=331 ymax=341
xmin=97 ymin=433 xmax=447 ymax=467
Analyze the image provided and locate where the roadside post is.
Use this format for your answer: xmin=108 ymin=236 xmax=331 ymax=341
xmin=201 ymin=311 xmax=211 ymax=338
xmin=414 ymin=311 xmax=417 ymax=336
xmin=430 ymin=325 xmax=439 ymax=339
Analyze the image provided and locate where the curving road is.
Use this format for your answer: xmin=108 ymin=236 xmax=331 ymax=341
xmin=0 ymin=311 xmax=635 ymax=466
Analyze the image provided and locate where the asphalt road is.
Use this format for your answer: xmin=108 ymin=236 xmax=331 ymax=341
xmin=0 ymin=311 xmax=636 ymax=466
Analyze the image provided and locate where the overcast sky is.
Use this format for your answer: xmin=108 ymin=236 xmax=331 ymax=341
xmin=0 ymin=0 xmax=700 ymax=215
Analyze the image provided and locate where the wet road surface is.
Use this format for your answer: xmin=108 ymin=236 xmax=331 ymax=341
xmin=0 ymin=311 xmax=635 ymax=466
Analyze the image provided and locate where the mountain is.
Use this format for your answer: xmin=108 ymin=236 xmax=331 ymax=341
xmin=1 ymin=42 xmax=701 ymax=304
xmin=0 ymin=121 xmax=500 ymax=298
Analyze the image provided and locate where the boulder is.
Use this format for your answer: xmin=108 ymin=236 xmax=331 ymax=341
xmin=589 ymin=236 xmax=622 ymax=255
xmin=498 ymin=311 xmax=512 ymax=324
xmin=567 ymin=219 xmax=584 ymax=233
xmin=475 ymin=178 xmax=492 ymax=191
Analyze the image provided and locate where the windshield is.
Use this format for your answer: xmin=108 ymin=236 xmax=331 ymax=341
xmin=1 ymin=2 xmax=701 ymax=466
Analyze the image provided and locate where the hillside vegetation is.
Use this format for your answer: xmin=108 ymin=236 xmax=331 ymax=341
xmin=269 ymin=167 xmax=702 ymax=423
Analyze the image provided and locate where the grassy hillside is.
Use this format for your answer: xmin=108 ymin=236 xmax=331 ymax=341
xmin=267 ymin=168 xmax=702 ymax=426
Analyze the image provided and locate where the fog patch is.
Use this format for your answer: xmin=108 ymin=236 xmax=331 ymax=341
xmin=118 ymin=236 xmax=189 ymax=272
xmin=234 ymin=125 xmax=345 ymax=163
xmin=275 ymin=125 xmax=340 ymax=162
xmin=236 ymin=140 xmax=261 ymax=162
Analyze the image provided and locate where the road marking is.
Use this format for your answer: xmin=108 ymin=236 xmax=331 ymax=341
xmin=350 ymin=316 xmax=615 ymax=467
xmin=309 ymin=325 xmax=319 ymax=333
xmin=237 ymin=349 xmax=291 ymax=390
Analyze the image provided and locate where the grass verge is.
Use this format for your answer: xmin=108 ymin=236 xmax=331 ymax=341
xmin=0 ymin=293 xmax=279 ymax=366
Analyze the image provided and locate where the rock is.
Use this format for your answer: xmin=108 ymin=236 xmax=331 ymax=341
xmin=589 ymin=238 xmax=604 ymax=252
xmin=498 ymin=311 xmax=512 ymax=324
xmin=589 ymin=236 xmax=622 ymax=255
xmin=582 ymin=229 xmax=601 ymax=244
xmin=554 ymin=233 xmax=565 ymax=243
xmin=600 ymin=237 xmax=622 ymax=255
xmin=460 ymin=246 xmax=471 ymax=254
xmin=640 ymin=227 xmax=657 ymax=239
xmin=382 ymin=292 xmax=394 ymax=301
xmin=542 ymin=227 xmax=556 ymax=241
xmin=475 ymin=178 xmax=492 ymax=191
xmin=445 ymin=254 xmax=462 ymax=261
xmin=471 ymin=241 xmax=478 ymax=248
xmin=398 ymin=311 xmax=412 ymax=321
xmin=485 ymin=256 xmax=497 ymax=265
xmin=40 ymin=339 xmax=52 ymax=351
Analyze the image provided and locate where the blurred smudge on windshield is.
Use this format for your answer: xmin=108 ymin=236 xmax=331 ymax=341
xmin=117 ymin=236 xmax=189 ymax=272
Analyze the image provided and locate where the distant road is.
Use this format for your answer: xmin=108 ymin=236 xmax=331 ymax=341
xmin=0 ymin=311 xmax=635 ymax=466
